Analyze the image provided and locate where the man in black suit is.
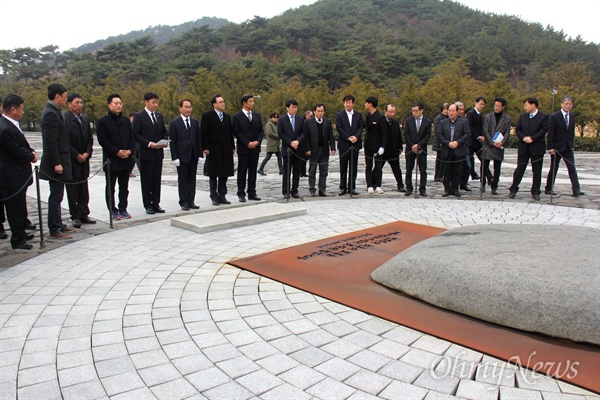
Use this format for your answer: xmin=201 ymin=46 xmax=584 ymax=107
xmin=432 ymin=103 xmax=449 ymax=182
xmin=335 ymin=94 xmax=364 ymax=196
xmin=381 ymin=104 xmax=405 ymax=193
xmin=233 ymin=94 xmax=263 ymax=202
xmin=508 ymin=98 xmax=548 ymax=200
xmin=65 ymin=93 xmax=95 ymax=228
xmin=364 ymin=96 xmax=388 ymax=194
xmin=436 ymin=103 xmax=471 ymax=197
xmin=40 ymin=83 xmax=75 ymax=239
xmin=544 ymin=96 xmax=584 ymax=197
xmin=169 ymin=99 xmax=202 ymax=210
xmin=404 ymin=102 xmax=432 ymax=197
xmin=133 ymin=92 xmax=169 ymax=214
xmin=96 ymin=94 xmax=136 ymax=220
xmin=462 ymin=97 xmax=486 ymax=191
xmin=278 ymin=99 xmax=305 ymax=199
xmin=201 ymin=95 xmax=235 ymax=206
xmin=303 ymin=103 xmax=336 ymax=197
xmin=0 ymin=95 xmax=38 ymax=249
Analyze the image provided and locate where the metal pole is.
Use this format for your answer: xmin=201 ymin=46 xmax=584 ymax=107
xmin=349 ymin=147 xmax=354 ymax=198
xmin=105 ymin=160 xmax=114 ymax=229
xmin=286 ymin=148 xmax=291 ymax=201
xmin=550 ymin=89 xmax=557 ymax=204
xmin=34 ymin=167 xmax=45 ymax=249
xmin=479 ymin=154 xmax=484 ymax=200
xmin=414 ymin=152 xmax=419 ymax=198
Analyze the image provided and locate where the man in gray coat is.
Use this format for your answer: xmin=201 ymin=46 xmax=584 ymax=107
xmin=40 ymin=83 xmax=75 ymax=238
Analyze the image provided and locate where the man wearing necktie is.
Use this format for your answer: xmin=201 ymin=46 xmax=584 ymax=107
xmin=277 ymin=99 xmax=305 ymax=199
xmin=508 ymin=97 xmax=548 ymax=200
xmin=404 ymin=102 xmax=432 ymax=196
xmin=544 ymin=96 xmax=584 ymax=197
xmin=169 ymin=99 xmax=202 ymax=210
xmin=0 ymin=95 xmax=38 ymax=250
xmin=65 ymin=94 xmax=95 ymax=228
xmin=303 ymin=103 xmax=336 ymax=197
xmin=133 ymin=92 xmax=169 ymax=214
xmin=40 ymin=83 xmax=75 ymax=239
xmin=201 ymin=95 xmax=235 ymax=206
xmin=233 ymin=94 xmax=264 ymax=202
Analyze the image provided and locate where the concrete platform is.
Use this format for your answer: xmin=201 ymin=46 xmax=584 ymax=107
xmin=171 ymin=203 xmax=307 ymax=234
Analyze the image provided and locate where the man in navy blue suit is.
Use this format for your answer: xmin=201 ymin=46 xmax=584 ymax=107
xmin=544 ymin=96 xmax=584 ymax=197
xmin=169 ymin=99 xmax=202 ymax=210
xmin=233 ymin=95 xmax=264 ymax=202
xmin=278 ymin=99 xmax=305 ymax=199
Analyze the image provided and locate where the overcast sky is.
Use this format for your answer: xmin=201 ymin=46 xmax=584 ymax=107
xmin=0 ymin=0 xmax=597 ymax=50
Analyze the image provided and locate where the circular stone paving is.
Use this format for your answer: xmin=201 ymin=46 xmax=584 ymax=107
xmin=371 ymin=224 xmax=600 ymax=345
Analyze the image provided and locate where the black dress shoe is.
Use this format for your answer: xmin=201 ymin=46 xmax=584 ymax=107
xmin=181 ymin=205 xmax=190 ymax=211
xmin=459 ymin=185 xmax=472 ymax=192
xmin=238 ymin=196 xmax=246 ymax=203
xmin=471 ymin=174 xmax=480 ymax=180
xmin=338 ymin=190 xmax=347 ymax=196
xmin=248 ymin=195 xmax=261 ymax=201
xmin=12 ymin=243 xmax=33 ymax=250
xmin=572 ymin=191 xmax=585 ymax=197
xmin=257 ymin=170 xmax=266 ymax=176
xmin=404 ymin=190 xmax=413 ymax=196
xmin=419 ymin=191 xmax=427 ymax=197
xmin=219 ymin=198 xmax=231 ymax=204
xmin=442 ymin=192 xmax=450 ymax=197
xmin=146 ymin=208 xmax=156 ymax=214
xmin=508 ymin=192 xmax=516 ymax=199
xmin=454 ymin=190 xmax=462 ymax=197
xmin=80 ymin=216 xmax=97 ymax=224
xmin=532 ymin=194 xmax=540 ymax=200
xmin=26 ymin=233 xmax=34 ymax=240
xmin=318 ymin=192 xmax=327 ymax=197
xmin=309 ymin=192 xmax=316 ymax=197
xmin=189 ymin=203 xmax=200 ymax=209
xmin=212 ymin=200 xmax=220 ymax=206
xmin=397 ymin=187 xmax=406 ymax=193
xmin=25 ymin=220 xmax=36 ymax=230
xmin=153 ymin=206 xmax=166 ymax=213
xmin=291 ymin=192 xmax=300 ymax=199
xmin=491 ymin=189 xmax=498 ymax=195
xmin=72 ymin=218 xmax=82 ymax=228
xmin=350 ymin=190 xmax=359 ymax=196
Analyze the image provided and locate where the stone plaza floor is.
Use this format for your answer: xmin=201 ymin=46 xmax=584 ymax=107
xmin=1 ymin=133 xmax=599 ymax=399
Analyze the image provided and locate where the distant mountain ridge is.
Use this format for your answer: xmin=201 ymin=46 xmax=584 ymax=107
xmin=74 ymin=16 xmax=230 ymax=54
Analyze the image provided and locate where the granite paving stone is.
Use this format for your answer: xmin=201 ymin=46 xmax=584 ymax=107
xmin=1 ymin=158 xmax=597 ymax=400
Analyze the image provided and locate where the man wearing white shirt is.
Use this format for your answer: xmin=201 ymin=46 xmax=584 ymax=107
xmin=544 ymin=96 xmax=584 ymax=197
xmin=169 ymin=99 xmax=202 ymax=210
xmin=335 ymin=94 xmax=364 ymax=195
xmin=0 ymin=95 xmax=38 ymax=249
xmin=233 ymin=95 xmax=264 ymax=202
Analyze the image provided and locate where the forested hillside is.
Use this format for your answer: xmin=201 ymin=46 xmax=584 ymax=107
xmin=0 ymin=0 xmax=598 ymax=135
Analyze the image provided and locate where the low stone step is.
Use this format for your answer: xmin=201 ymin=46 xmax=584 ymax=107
xmin=171 ymin=202 xmax=307 ymax=234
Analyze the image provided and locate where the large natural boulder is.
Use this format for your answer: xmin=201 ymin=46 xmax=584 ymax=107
xmin=371 ymin=224 xmax=600 ymax=345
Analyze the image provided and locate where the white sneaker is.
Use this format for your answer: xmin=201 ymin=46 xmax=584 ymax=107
xmin=367 ymin=187 xmax=374 ymax=194
xmin=375 ymin=187 xmax=384 ymax=194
